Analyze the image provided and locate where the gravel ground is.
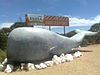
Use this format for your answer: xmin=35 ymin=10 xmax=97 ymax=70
xmin=0 ymin=44 xmax=100 ymax=75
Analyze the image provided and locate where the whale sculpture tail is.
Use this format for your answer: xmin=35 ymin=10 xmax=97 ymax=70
xmin=75 ymin=29 xmax=97 ymax=36
xmin=71 ymin=29 xmax=98 ymax=43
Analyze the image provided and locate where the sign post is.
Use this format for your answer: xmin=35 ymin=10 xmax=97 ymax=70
xmin=64 ymin=26 xmax=66 ymax=35
xmin=49 ymin=26 xmax=51 ymax=31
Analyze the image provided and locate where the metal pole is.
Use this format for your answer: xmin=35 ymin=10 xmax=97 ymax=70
xmin=33 ymin=25 xmax=34 ymax=27
xmin=64 ymin=26 xmax=66 ymax=35
xmin=49 ymin=26 xmax=51 ymax=31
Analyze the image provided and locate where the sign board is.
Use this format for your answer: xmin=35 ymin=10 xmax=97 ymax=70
xmin=25 ymin=14 xmax=69 ymax=26
xmin=43 ymin=16 xmax=69 ymax=26
xmin=25 ymin=14 xmax=44 ymax=25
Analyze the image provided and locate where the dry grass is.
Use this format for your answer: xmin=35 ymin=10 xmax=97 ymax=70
xmin=0 ymin=44 xmax=100 ymax=75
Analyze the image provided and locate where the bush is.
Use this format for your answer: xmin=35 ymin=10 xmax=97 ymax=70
xmin=0 ymin=49 xmax=6 ymax=63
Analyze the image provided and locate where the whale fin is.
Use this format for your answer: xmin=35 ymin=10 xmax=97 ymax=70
xmin=75 ymin=29 xmax=98 ymax=36
xmin=70 ymin=29 xmax=98 ymax=42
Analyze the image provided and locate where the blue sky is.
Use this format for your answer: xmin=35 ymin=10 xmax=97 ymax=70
xmin=0 ymin=0 xmax=100 ymax=32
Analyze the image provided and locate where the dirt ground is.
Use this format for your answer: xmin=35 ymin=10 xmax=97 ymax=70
xmin=0 ymin=44 xmax=100 ymax=75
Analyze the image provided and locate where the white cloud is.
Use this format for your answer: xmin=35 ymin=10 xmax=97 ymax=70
xmin=0 ymin=15 xmax=100 ymax=29
xmin=69 ymin=15 xmax=100 ymax=27
xmin=48 ymin=15 xmax=100 ymax=29
xmin=0 ymin=23 xmax=14 ymax=29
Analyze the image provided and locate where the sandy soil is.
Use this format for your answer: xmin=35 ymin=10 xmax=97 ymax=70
xmin=0 ymin=44 xmax=100 ymax=75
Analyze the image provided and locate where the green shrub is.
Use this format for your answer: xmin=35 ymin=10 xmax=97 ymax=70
xmin=0 ymin=49 xmax=6 ymax=63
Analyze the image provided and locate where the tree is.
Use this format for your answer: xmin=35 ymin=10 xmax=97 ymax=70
xmin=64 ymin=30 xmax=76 ymax=37
xmin=0 ymin=22 xmax=27 ymax=50
xmin=89 ymin=23 xmax=100 ymax=32
xmin=10 ymin=22 xmax=26 ymax=30
xmin=0 ymin=28 xmax=10 ymax=50
xmin=89 ymin=23 xmax=100 ymax=44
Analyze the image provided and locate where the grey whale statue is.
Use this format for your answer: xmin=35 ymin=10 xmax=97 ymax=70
xmin=7 ymin=27 xmax=97 ymax=63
